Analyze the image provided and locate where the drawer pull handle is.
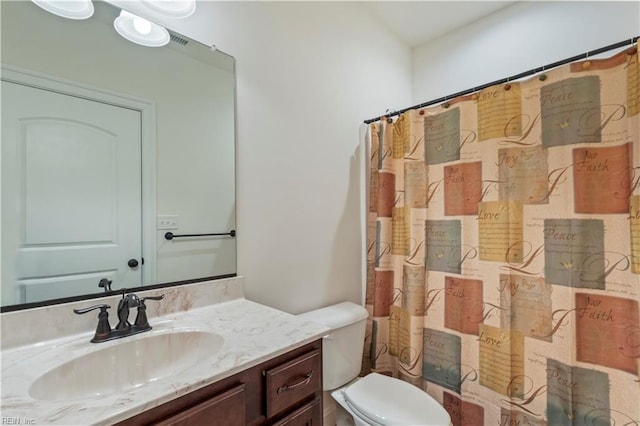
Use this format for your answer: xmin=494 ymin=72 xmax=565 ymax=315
xmin=277 ymin=372 xmax=313 ymax=394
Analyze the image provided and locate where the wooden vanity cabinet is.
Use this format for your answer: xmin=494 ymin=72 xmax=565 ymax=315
xmin=115 ymin=339 xmax=323 ymax=426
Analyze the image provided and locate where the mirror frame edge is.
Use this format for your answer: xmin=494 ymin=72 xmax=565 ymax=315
xmin=0 ymin=273 xmax=238 ymax=313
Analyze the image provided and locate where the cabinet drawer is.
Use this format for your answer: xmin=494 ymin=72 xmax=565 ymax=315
xmin=265 ymin=349 xmax=321 ymax=418
xmin=271 ymin=396 xmax=322 ymax=426
xmin=155 ymin=383 xmax=246 ymax=426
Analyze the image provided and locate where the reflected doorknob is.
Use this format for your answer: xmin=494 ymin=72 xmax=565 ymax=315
xmin=128 ymin=258 xmax=139 ymax=268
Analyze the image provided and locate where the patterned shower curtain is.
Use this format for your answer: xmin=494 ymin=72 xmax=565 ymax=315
xmin=363 ymin=44 xmax=640 ymax=425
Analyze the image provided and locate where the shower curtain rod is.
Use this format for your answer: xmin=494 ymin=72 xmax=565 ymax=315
xmin=364 ymin=35 xmax=639 ymax=124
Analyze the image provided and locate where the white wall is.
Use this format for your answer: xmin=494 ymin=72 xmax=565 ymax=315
xmin=141 ymin=1 xmax=413 ymax=313
xmin=413 ymin=1 xmax=640 ymax=103
xmin=113 ymin=0 xmax=640 ymax=315
xmin=8 ymin=0 xmax=635 ymax=313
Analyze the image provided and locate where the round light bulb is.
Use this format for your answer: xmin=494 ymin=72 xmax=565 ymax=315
xmin=31 ymin=0 xmax=94 ymax=20
xmin=133 ymin=17 xmax=152 ymax=35
xmin=114 ymin=10 xmax=170 ymax=48
xmin=140 ymin=0 xmax=196 ymax=18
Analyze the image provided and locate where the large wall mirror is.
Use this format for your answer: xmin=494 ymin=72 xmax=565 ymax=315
xmin=1 ymin=0 xmax=236 ymax=310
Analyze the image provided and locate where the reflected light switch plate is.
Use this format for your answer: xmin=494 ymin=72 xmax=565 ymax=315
xmin=157 ymin=215 xmax=179 ymax=230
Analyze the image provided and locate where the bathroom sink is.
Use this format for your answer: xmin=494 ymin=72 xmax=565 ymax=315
xmin=29 ymin=331 xmax=224 ymax=401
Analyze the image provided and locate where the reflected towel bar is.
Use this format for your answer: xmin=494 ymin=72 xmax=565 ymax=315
xmin=165 ymin=230 xmax=236 ymax=240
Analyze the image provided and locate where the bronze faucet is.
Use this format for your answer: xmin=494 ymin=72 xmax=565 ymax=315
xmin=74 ymin=291 xmax=165 ymax=343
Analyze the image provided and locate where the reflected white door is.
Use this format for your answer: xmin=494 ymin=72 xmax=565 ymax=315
xmin=2 ymin=80 xmax=142 ymax=304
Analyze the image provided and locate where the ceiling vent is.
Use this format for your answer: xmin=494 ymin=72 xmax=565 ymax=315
xmin=170 ymin=33 xmax=189 ymax=46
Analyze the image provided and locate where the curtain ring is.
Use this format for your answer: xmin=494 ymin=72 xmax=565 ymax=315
xmin=582 ymin=51 xmax=592 ymax=70
xmin=539 ymin=65 xmax=547 ymax=81
xmin=471 ymin=88 xmax=479 ymax=101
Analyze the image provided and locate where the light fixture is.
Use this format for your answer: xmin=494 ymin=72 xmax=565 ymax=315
xmin=31 ymin=0 xmax=94 ymax=20
xmin=139 ymin=0 xmax=196 ymax=19
xmin=114 ymin=10 xmax=170 ymax=47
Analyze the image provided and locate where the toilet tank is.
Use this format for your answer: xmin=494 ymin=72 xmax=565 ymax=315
xmin=298 ymin=302 xmax=369 ymax=391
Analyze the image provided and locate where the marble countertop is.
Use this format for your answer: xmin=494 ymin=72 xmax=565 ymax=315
xmin=1 ymin=293 xmax=329 ymax=425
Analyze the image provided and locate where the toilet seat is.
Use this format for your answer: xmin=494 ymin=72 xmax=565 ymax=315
xmin=343 ymin=373 xmax=451 ymax=426
xmin=345 ymin=398 xmax=385 ymax=426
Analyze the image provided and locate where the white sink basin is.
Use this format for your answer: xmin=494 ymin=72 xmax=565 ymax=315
xmin=29 ymin=331 xmax=224 ymax=401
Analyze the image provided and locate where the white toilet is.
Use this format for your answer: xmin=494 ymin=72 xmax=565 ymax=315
xmin=299 ymin=302 xmax=452 ymax=426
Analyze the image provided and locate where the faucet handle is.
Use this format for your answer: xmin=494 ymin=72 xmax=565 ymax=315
xmin=73 ymin=304 xmax=112 ymax=343
xmin=73 ymin=304 xmax=110 ymax=315
xmin=140 ymin=294 xmax=165 ymax=302
xmin=134 ymin=294 xmax=165 ymax=330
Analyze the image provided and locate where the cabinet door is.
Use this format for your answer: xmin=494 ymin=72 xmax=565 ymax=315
xmin=271 ymin=397 xmax=322 ymax=426
xmin=155 ymin=383 xmax=246 ymax=426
